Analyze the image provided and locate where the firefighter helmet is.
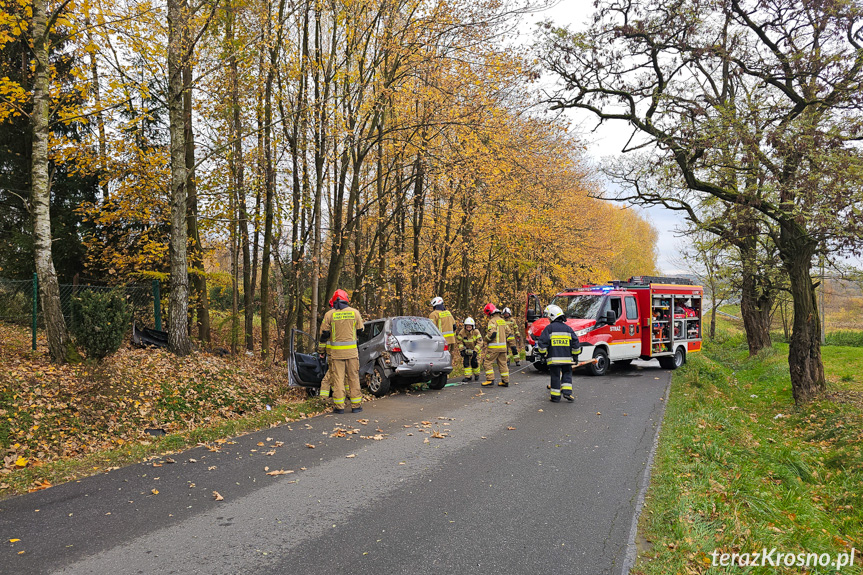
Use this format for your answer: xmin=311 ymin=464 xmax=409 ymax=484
xmin=464 ymin=317 xmax=475 ymax=327
xmin=329 ymin=289 xmax=349 ymax=307
xmin=502 ymin=307 xmax=512 ymax=317
xmin=483 ymin=303 xmax=498 ymax=316
xmin=430 ymin=296 xmax=444 ymax=308
xmin=544 ymin=304 xmax=564 ymax=321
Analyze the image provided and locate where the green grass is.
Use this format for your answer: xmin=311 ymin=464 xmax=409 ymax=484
xmin=635 ymin=334 xmax=863 ymax=574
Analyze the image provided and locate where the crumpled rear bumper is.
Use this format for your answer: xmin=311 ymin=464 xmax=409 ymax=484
xmin=393 ymin=358 xmax=453 ymax=376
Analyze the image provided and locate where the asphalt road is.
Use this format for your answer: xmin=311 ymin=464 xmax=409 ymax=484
xmin=1 ymin=360 xmax=671 ymax=575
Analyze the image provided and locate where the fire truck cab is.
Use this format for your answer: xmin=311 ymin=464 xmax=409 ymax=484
xmin=524 ymin=276 xmax=703 ymax=376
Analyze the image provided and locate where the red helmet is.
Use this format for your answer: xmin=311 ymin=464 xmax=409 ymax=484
xmin=483 ymin=303 xmax=498 ymax=316
xmin=329 ymin=289 xmax=349 ymax=307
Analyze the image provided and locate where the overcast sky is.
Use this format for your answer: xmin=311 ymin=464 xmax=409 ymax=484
xmin=518 ymin=0 xmax=692 ymax=275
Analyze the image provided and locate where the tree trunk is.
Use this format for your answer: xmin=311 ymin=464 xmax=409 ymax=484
xmin=167 ymin=0 xmax=191 ymax=356
xmin=737 ymin=231 xmax=772 ymax=355
xmin=184 ymin=59 xmax=210 ymax=344
xmin=780 ymin=230 xmax=825 ymax=403
xmin=30 ymin=0 xmax=71 ymax=363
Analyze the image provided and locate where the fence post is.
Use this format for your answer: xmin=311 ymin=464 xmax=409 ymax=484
xmin=32 ymin=272 xmax=37 ymax=351
xmin=152 ymin=279 xmax=162 ymax=331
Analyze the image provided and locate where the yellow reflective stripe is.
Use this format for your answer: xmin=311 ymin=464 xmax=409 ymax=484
xmin=551 ymin=335 xmax=571 ymax=345
xmin=501 ymin=372 xmax=509 ymax=377
xmin=561 ymin=384 xmax=572 ymax=391
xmin=442 ymin=331 xmax=455 ymax=336
xmin=550 ymin=389 xmax=561 ymax=396
xmin=330 ymin=340 xmax=357 ymax=350
xmin=349 ymin=397 xmax=362 ymax=404
xmin=333 ymin=398 xmax=345 ymax=405
xmin=547 ymin=357 xmax=572 ymax=364
xmin=320 ymin=390 xmax=330 ymax=397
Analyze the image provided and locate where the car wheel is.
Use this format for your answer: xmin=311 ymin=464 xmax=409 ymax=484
xmin=428 ymin=372 xmax=448 ymax=390
xmin=587 ymin=348 xmax=609 ymax=376
xmin=660 ymin=347 xmax=686 ymax=370
xmin=306 ymin=387 xmax=320 ymax=397
xmin=367 ymin=364 xmax=391 ymax=397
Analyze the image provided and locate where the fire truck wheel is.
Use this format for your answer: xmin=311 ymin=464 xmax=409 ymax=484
xmin=587 ymin=348 xmax=609 ymax=376
xmin=659 ymin=347 xmax=686 ymax=370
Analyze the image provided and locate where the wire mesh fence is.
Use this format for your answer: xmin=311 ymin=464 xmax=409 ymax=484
xmin=0 ymin=276 xmax=162 ymax=349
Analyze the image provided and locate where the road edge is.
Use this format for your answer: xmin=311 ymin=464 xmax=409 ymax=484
xmin=620 ymin=372 xmax=674 ymax=575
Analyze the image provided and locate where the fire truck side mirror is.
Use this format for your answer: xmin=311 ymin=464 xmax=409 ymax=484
xmin=606 ymin=310 xmax=616 ymax=325
xmin=526 ymin=310 xmax=540 ymax=323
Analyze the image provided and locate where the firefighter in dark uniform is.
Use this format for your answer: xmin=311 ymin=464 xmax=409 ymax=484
xmin=536 ymin=304 xmax=581 ymax=402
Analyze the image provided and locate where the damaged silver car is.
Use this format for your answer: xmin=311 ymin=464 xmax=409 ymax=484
xmin=289 ymin=316 xmax=453 ymax=397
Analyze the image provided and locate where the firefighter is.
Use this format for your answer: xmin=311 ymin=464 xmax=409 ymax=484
xmin=536 ymin=304 xmax=581 ymax=402
xmin=502 ymin=307 xmax=521 ymax=366
xmin=429 ymin=296 xmax=457 ymax=363
xmin=318 ymin=289 xmax=365 ymax=414
xmin=456 ymin=317 xmax=482 ymax=382
xmin=481 ymin=303 xmax=515 ymax=387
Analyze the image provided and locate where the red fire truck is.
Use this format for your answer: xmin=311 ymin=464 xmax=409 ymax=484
xmin=524 ymin=276 xmax=703 ymax=376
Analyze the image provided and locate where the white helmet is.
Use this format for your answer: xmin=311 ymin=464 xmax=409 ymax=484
xmin=502 ymin=307 xmax=512 ymax=316
xmin=464 ymin=317 xmax=475 ymax=327
xmin=544 ymin=304 xmax=564 ymax=321
xmin=430 ymin=296 xmax=444 ymax=307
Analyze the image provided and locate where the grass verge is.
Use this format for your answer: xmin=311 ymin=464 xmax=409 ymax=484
xmin=635 ymin=331 xmax=863 ymax=574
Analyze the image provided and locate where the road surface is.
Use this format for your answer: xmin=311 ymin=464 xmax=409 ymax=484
xmin=1 ymin=361 xmax=672 ymax=575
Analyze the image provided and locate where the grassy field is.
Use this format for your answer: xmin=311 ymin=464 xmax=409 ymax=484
xmin=635 ymin=324 xmax=863 ymax=573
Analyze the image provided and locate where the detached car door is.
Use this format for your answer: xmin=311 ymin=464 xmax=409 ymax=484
xmin=289 ymin=328 xmax=325 ymax=388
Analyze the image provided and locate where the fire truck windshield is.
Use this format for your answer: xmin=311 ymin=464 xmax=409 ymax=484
xmin=549 ymin=294 xmax=605 ymax=320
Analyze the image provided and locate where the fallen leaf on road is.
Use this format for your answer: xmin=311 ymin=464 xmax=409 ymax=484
xmin=188 ymin=458 xmax=197 ymax=463
xmin=266 ymin=470 xmax=294 ymax=476
xmin=538 ymin=409 xmax=543 ymax=412
xmin=403 ymin=425 xmax=412 ymax=428
xmin=150 ymin=489 xmax=159 ymax=495
xmin=208 ymin=466 xmax=217 ymax=470
xmin=507 ymin=426 xmax=516 ymax=430
xmin=9 ymin=539 xmax=20 ymax=543
xmin=266 ymin=437 xmax=273 ymax=442
xmin=423 ymin=438 xmax=430 ymax=444
xmin=421 ymin=421 xmax=431 ymax=425
xmin=15 ymin=457 xmax=27 ymax=468
xmin=215 ymin=439 xmax=227 ymax=445
xmin=188 ymin=483 xmax=195 ymax=488
xmin=431 ymin=431 xmax=447 ymax=439
xmin=257 ymin=442 xmax=265 ymax=446
xmin=305 ymin=443 xmax=316 ymax=449
xmin=399 ymin=462 xmax=405 ymax=465
xmin=623 ymin=413 xmax=628 ymax=416
xmin=165 ymin=458 xmax=176 ymax=464
xmin=596 ymin=412 xmax=602 ymax=416
xmin=357 ymin=419 xmax=369 ymax=425
xmin=265 ymin=451 xmax=276 ymax=456
xmin=346 ymin=454 xmax=356 ymax=458
xmin=213 ymin=491 xmax=224 ymax=501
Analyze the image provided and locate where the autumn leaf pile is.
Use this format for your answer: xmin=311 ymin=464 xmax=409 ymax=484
xmin=0 ymin=323 xmax=301 ymax=476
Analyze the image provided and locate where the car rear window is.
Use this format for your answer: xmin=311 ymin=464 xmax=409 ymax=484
xmin=392 ymin=317 xmax=439 ymax=337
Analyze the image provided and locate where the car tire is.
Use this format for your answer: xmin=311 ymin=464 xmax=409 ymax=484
xmin=428 ymin=372 xmax=448 ymax=390
xmin=659 ymin=347 xmax=686 ymax=370
xmin=367 ymin=364 xmax=391 ymax=397
xmin=305 ymin=387 xmax=320 ymax=397
xmin=587 ymin=348 xmax=609 ymax=376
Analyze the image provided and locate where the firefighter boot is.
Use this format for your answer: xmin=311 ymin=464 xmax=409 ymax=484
xmin=564 ymin=394 xmax=574 ymax=402
xmin=333 ymin=407 xmax=345 ymax=414
xmin=498 ymin=381 xmax=509 ymax=387
xmin=462 ymin=375 xmax=471 ymax=383
xmin=482 ymin=380 xmax=494 ymax=387
xmin=550 ymin=396 xmax=561 ymax=403
xmin=474 ymin=374 xmax=480 ymax=382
